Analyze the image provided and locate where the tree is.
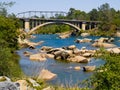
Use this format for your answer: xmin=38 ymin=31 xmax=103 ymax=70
xmin=98 ymin=3 xmax=117 ymax=32
xmin=67 ymin=8 xmax=88 ymax=20
xmin=89 ymin=9 xmax=99 ymax=20
xmin=0 ymin=1 xmax=15 ymax=16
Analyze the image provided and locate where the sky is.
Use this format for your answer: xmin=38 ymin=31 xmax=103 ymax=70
xmin=1 ymin=0 xmax=120 ymax=14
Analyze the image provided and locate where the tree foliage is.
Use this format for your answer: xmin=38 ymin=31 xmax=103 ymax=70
xmin=0 ymin=1 xmax=22 ymax=78
xmin=90 ymin=51 xmax=120 ymax=90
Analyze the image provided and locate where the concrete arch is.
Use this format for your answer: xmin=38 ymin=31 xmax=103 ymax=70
xmin=28 ymin=22 xmax=81 ymax=34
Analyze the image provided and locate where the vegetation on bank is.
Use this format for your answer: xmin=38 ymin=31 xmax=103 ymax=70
xmin=87 ymin=48 xmax=120 ymax=90
xmin=0 ymin=2 xmax=23 ymax=79
xmin=35 ymin=24 xmax=71 ymax=34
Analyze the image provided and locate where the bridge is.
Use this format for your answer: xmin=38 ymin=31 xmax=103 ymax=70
xmin=17 ymin=11 xmax=100 ymax=34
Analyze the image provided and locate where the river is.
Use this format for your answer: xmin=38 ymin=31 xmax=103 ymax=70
xmin=17 ymin=34 xmax=120 ymax=86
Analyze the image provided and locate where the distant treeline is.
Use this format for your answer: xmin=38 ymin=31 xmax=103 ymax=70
xmin=36 ymin=3 xmax=120 ymax=36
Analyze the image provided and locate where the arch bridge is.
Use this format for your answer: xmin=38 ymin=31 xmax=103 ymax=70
xmin=18 ymin=11 xmax=100 ymax=34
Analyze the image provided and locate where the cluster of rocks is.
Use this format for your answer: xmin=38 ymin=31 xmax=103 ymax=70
xmin=18 ymin=36 xmax=44 ymax=49
xmin=0 ymin=76 xmax=54 ymax=90
xmin=40 ymin=45 xmax=96 ymax=63
xmin=75 ymin=37 xmax=116 ymax=48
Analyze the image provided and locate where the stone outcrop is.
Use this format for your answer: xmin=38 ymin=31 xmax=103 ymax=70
xmin=75 ymin=38 xmax=92 ymax=43
xmin=0 ymin=76 xmax=20 ymax=90
xmin=83 ymin=66 xmax=96 ymax=72
xmin=81 ymin=33 xmax=90 ymax=37
xmin=94 ymin=37 xmax=114 ymax=43
xmin=67 ymin=55 xmax=90 ymax=63
xmin=23 ymin=51 xmax=32 ymax=57
xmin=92 ymin=42 xmax=116 ymax=48
xmin=115 ymin=31 xmax=120 ymax=37
xmin=107 ymin=47 xmax=120 ymax=54
xmin=29 ymin=53 xmax=47 ymax=61
xmin=58 ymin=32 xmax=71 ymax=39
xmin=40 ymin=45 xmax=96 ymax=63
xmin=16 ymin=80 xmax=28 ymax=90
xmin=74 ymin=66 xmax=81 ymax=70
xmin=37 ymin=69 xmax=57 ymax=80
xmin=18 ymin=37 xmax=44 ymax=48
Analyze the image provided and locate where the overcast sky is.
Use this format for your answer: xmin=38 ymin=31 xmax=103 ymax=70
xmin=1 ymin=0 xmax=120 ymax=14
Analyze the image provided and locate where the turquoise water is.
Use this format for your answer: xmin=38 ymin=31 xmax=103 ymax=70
xmin=18 ymin=34 xmax=120 ymax=86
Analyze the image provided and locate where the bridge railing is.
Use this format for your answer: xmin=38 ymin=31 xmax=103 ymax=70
xmin=16 ymin=11 xmax=68 ymax=19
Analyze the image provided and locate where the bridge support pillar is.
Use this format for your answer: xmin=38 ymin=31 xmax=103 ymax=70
xmin=89 ymin=24 xmax=91 ymax=30
xmin=24 ymin=19 xmax=30 ymax=32
xmin=82 ymin=22 xmax=86 ymax=30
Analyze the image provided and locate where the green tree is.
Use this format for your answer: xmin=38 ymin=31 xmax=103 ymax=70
xmin=0 ymin=1 xmax=23 ymax=78
xmin=0 ymin=2 xmax=15 ymax=16
xmin=89 ymin=9 xmax=99 ymax=21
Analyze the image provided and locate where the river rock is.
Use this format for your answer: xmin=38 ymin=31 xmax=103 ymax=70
xmin=0 ymin=81 xmax=20 ymax=90
xmin=81 ymin=33 xmax=90 ymax=37
xmin=41 ymin=46 xmax=53 ymax=51
xmin=92 ymin=42 xmax=116 ymax=48
xmin=83 ymin=66 xmax=96 ymax=72
xmin=37 ymin=69 xmax=57 ymax=80
xmin=67 ymin=55 xmax=90 ymax=63
xmin=27 ymin=78 xmax=40 ymax=87
xmin=54 ymin=51 xmax=69 ymax=60
xmin=82 ymin=53 xmax=93 ymax=57
xmin=29 ymin=53 xmax=46 ymax=61
xmin=58 ymin=32 xmax=71 ymax=39
xmin=23 ymin=51 xmax=32 ymax=57
xmin=115 ymin=31 xmax=120 ymax=37
xmin=0 ymin=76 xmax=11 ymax=82
xmin=46 ymin=54 xmax=54 ymax=59
xmin=73 ymin=48 xmax=81 ymax=55
xmin=75 ymin=38 xmax=92 ymax=43
xmin=74 ymin=66 xmax=81 ymax=70
xmin=107 ymin=47 xmax=120 ymax=54
xmin=67 ymin=45 xmax=76 ymax=50
xmin=42 ymin=86 xmax=52 ymax=90
xmin=16 ymin=80 xmax=28 ymax=90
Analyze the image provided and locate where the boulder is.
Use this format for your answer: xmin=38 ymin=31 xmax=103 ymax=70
xmin=97 ymin=37 xmax=109 ymax=43
xmin=16 ymin=80 xmax=28 ymax=90
xmin=81 ymin=33 xmax=90 ymax=37
xmin=42 ymin=86 xmax=53 ymax=90
xmin=0 ymin=81 xmax=19 ymax=90
xmin=67 ymin=56 xmax=90 ymax=63
xmin=54 ymin=51 xmax=69 ymax=60
xmin=82 ymin=53 xmax=93 ymax=57
xmin=29 ymin=53 xmax=46 ymax=61
xmin=107 ymin=47 xmax=120 ymax=54
xmin=115 ymin=32 xmax=120 ymax=37
xmin=67 ymin=45 xmax=76 ymax=50
xmin=41 ymin=46 xmax=53 ymax=51
xmin=37 ymin=69 xmax=57 ymax=80
xmin=75 ymin=38 xmax=92 ymax=43
xmin=58 ymin=32 xmax=71 ymax=39
xmin=73 ymin=48 xmax=81 ymax=55
xmin=74 ymin=66 xmax=81 ymax=70
xmin=92 ymin=42 xmax=116 ymax=48
xmin=23 ymin=51 xmax=32 ymax=57
xmin=27 ymin=78 xmax=40 ymax=87
xmin=108 ymin=38 xmax=114 ymax=42
xmin=83 ymin=66 xmax=96 ymax=72
xmin=46 ymin=54 xmax=54 ymax=59
xmin=0 ymin=76 xmax=11 ymax=82
xmin=59 ymin=34 xmax=70 ymax=39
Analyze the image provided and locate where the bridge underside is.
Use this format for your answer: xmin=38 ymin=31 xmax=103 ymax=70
xmin=20 ymin=18 xmax=99 ymax=34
